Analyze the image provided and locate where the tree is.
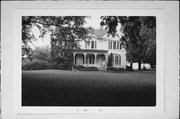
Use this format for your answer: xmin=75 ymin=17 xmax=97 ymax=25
xmin=107 ymin=53 xmax=113 ymax=68
xmin=100 ymin=16 xmax=156 ymax=70
xmin=22 ymin=16 xmax=88 ymax=64
xmin=139 ymin=20 xmax=156 ymax=68
xmin=32 ymin=46 xmax=51 ymax=61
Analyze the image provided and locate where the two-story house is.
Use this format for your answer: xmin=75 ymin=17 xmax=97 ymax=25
xmin=72 ymin=28 xmax=126 ymax=70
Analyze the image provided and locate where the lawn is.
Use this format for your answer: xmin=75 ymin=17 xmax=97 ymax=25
xmin=22 ymin=70 xmax=156 ymax=106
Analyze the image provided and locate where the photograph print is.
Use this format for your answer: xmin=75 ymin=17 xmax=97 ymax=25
xmin=22 ymin=16 xmax=156 ymax=106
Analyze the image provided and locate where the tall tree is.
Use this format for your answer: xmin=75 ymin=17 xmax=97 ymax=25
xmin=22 ymin=16 xmax=88 ymax=64
xmin=100 ymin=16 xmax=156 ymax=70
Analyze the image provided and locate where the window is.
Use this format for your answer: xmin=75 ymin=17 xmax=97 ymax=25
xmin=110 ymin=41 xmax=112 ymax=49
xmin=91 ymin=41 xmax=96 ymax=49
xmin=119 ymin=55 xmax=121 ymax=65
xmin=109 ymin=41 xmax=122 ymax=50
xmin=113 ymin=41 xmax=116 ymax=49
xmin=115 ymin=55 xmax=119 ymax=65
xmin=91 ymin=41 xmax=94 ymax=48
xmin=85 ymin=41 xmax=90 ymax=48
xmin=112 ymin=54 xmax=121 ymax=66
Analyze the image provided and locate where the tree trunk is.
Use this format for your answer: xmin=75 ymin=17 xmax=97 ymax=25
xmin=138 ymin=61 xmax=141 ymax=70
xmin=130 ymin=62 xmax=133 ymax=69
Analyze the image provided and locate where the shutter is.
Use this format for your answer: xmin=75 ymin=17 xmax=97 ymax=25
xmin=91 ymin=41 xmax=94 ymax=49
xmin=119 ymin=55 xmax=121 ymax=65
xmin=113 ymin=41 xmax=116 ymax=49
xmin=85 ymin=42 xmax=87 ymax=48
xmin=117 ymin=41 xmax=119 ymax=49
xmin=109 ymin=41 xmax=112 ymax=49
xmin=95 ymin=41 xmax=97 ymax=49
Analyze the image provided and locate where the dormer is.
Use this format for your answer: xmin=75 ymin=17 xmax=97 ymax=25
xmin=84 ymin=28 xmax=107 ymax=49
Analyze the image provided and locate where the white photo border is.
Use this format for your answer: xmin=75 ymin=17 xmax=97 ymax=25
xmin=14 ymin=8 xmax=164 ymax=113
xmin=2 ymin=1 xmax=179 ymax=119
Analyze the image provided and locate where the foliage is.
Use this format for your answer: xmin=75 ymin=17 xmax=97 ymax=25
xmin=22 ymin=60 xmax=51 ymax=70
xmin=73 ymin=65 xmax=99 ymax=71
xmin=126 ymin=66 xmax=134 ymax=71
xmin=51 ymin=62 xmax=73 ymax=70
xmin=22 ymin=16 xmax=88 ymax=63
xmin=32 ymin=46 xmax=51 ymax=61
xmin=107 ymin=53 xmax=113 ymax=68
xmin=100 ymin=16 xmax=156 ymax=69
xmin=107 ymin=67 xmax=125 ymax=72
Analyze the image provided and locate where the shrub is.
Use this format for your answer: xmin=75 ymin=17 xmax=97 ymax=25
xmin=107 ymin=53 xmax=113 ymax=68
xmin=126 ymin=66 xmax=134 ymax=71
xmin=117 ymin=68 xmax=125 ymax=71
xmin=50 ymin=62 xmax=73 ymax=70
xmin=74 ymin=65 xmax=87 ymax=71
xmin=64 ymin=62 xmax=73 ymax=70
xmin=50 ymin=63 xmax=59 ymax=69
xmin=142 ymin=66 xmax=147 ymax=71
xmin=59 ymin=62 xmax=73 ymax=70
xmin=87 ymin=67 xmax=99 ymax=71
xmin=22 ymin=60 xmax=51 ymax=70
xmin=73 ymin=65 xmax=99 ymax=71
xmin=107 ymin=67 xmax=125 ymax=72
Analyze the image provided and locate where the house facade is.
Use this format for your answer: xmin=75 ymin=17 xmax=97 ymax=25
xmin=72 ymin=29 xmax=126 ymax=70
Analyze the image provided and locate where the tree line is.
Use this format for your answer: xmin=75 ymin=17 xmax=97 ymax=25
xmin=22 ymin=16 xmax=156 ymax=70
xmin=100 ymin=16 xmax=156 ymax=70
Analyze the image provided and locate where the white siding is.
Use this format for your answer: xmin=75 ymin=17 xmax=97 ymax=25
xmin=78 ymin=34 xmax=127 ymax=68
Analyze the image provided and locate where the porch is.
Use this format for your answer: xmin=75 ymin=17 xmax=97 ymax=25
xmin=73 ymin=49 xmax=108 ymax=69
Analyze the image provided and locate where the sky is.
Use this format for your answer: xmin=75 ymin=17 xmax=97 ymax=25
xmin=84 ymin=16 xmax=102 ymax=29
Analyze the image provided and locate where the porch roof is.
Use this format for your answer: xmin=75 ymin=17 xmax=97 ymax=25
xmin=72 ymin=49 xmax=108 ymax=53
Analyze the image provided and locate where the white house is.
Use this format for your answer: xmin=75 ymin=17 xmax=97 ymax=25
xmin=72 ymin=28 xmax=126 ymax=70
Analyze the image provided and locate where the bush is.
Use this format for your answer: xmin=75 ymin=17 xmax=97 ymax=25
xmin=59 ymin=62 xmax=73 ymax=70
xmin=126 ymin=66 xmax=134 ymax=71
xmin=22 ymin=60 xmax=51 ymax=70
xmin=107 ymin=67 xmax=125 ymax=72
xmin=87 ymin=67 xmax=99 ymax=71
xmin=73 ymin=65 xmax=88 ymax=71
xmin=73 ymin=65 xmax=99 ymax=71
xmin=50 ymin=63 xmax=60 ymax=69
xmin=107 ymin=53 xmax=113 ymax=68
xmin=117 ymin=68 xmax=125 ymax=71
xmin=50 ymin=62 xmax=73 ymax=70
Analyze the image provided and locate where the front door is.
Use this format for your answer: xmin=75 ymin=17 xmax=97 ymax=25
xmin=89 ymin=55 xmax=94 ymax=64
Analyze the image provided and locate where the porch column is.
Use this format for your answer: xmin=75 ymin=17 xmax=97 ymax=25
xmin=83 ymin=53 xmax=87 ymax=64
xmin=105 ymin=53 xmax=108 ymax=68
xmin=94 ymin=53 xmax=97 ymax=65
xmin=73 ymin=53 xmax=76 ymax=64
xmin=105 ymin=53 xmax=108 ymax=62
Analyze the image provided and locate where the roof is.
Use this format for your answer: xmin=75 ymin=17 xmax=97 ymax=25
xmin=92 ymin=29 xmax=107 ymax=39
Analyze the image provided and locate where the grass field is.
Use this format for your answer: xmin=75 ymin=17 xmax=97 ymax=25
xmin=22 ymin=70 xmax=156 ymax=106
